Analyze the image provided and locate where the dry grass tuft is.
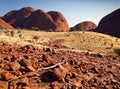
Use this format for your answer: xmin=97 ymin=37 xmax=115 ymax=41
xmin=0 ymin=29 xmax=120 ymax=56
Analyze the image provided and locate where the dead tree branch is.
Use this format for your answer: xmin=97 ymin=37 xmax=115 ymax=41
xmin=7 ymin=59 xmax=65 ymax=83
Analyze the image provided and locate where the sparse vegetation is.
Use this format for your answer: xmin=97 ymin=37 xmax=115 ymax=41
xmin=10 ymin=31 xmax=15 ymax=37
xmin=19 ymin=34 xmax=22 ymax=39
xmin=33 ymin=35 xmax=39 ymax=42
xmin=31 ymin=27 xmax=40 ymax=31
xmin=0 ymin=29 xmax=120 ymax=56
xmin=48 ymin=29 xmax=54 ymax=32
xmin=114 ymin=48 xmax=120 ymax=56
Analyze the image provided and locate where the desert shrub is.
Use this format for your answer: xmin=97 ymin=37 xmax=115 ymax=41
xmin=70 ymin=27 xmax=75 ymax=31
xmin=16 ymin=27 xmax=21 ymax=30
xmin=48 ymin=29 xmax=54 ymax=32
xmin=115 ymin=38 xmax=118 ymax=42
xmin=4 ymin=30 xmax=10 ymax=36
xmin=33 ymin=35 xmax=40 ymax=42
xmin=19 ymin=34 xmax=23 ymax=39
xmin=104 ymin=42 xmax=107 ymax=45
xmin=10 ymin=31 xmax=15 ymax=37
xmin=114 ymin=48 xmax=120 ymax=56
xmin=17 ymin=30 xmax=22 ymax=34
xmin=31 ymin=27 xmax=39 ymax=31
xmin=110 ymin=44 xmax=114 ymax=48
xmin=33 ymin=36 xmax=39 ymax=39
xmin=59 ymin=30 xmax=65 ymax=32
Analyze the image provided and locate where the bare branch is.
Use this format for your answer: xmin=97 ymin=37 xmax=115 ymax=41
xmin=8 ymin=59 xmax=65 ymax=83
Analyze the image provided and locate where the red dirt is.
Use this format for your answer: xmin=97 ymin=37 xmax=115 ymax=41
xmin=0 ymin=42 xmax=120 ymax=89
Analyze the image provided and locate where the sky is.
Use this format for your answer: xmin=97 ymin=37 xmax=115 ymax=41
xmin=0 ymin=0 xmax=120 ymax=27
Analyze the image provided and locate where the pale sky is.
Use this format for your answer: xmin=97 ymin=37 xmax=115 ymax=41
xmin=0 ymin=0 xmax=120 ymax=27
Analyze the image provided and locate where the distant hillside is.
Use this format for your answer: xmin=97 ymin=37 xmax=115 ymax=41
xmin=0 ymin=29 xmax=120 ymax=56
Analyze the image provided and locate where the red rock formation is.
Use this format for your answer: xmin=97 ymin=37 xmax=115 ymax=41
xmin=3 ymin=7 xmax=69 ymax=31
xmin=20 ymin=10 xmax=56 ymax=30
xmin=2 ymin=10 xmax=17 ymax=25
xmin=0 ymin=18 xmax=13 ymax=29
xmin=95 ymin=9 xmax=120 ymax=38
xmin=48 ymin=11 xmax=69 ymax=31
xmin=71 ymin=21 xmax=96 ymax=31
xmin=20 ymin=10 xmax=69 ymax=31
xmin=3 ymin=7 xmax=35 ymax=27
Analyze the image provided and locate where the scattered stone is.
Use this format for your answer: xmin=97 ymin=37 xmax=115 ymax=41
xmin=52 ymin=65 xmax=68 ymax=82
xmin=42 ymin=54 xmax=51 ymax=62
xmin=16 ymin=82 xmax=28 ymax=89
xmin=19 ymin=59 xmax=31 ymax=66
xmin=26 ymin=65 xmax=35 ymax=71
xmin=0 ymin=72 xmax=15 ymax=81
xmin=43 ymin=47 xmax=56 ymax=54
xmin=4 ymin=56 xmax=11 ymax=61
xmin=71 ymin=72 xmax=78 ymax=78
xmin=4 ymin=64 xmax=11 ymax=71
xmin=0 ymin=81 xmax=8 ymax=89
xmin=20 ymin=77 xmax=29 ymax=85
xmin=43 ymin=47 xmax=52 ymax=52
xmin=10 ymin=62 xmax=21 ymax=71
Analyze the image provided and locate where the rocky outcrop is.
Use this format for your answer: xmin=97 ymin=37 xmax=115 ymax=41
xmin=20 ymin=10 xmax=69 ymax=31
xmin=3 ymin=7 xmax=69 ymax=31
xmin=0 ymin=18 xmax=13 ymax=29
xmin=48 ymin=11 xmax=69 ymax=31
xmin=3 ymin=7 xmax=35 ymax=27
xmin=95 ymin=8 xmax=120 ymax=38
xmin=71 ymin=21 xmax=96 ymax=31
xmin=19 ymin=10 xmax=55 ymax=30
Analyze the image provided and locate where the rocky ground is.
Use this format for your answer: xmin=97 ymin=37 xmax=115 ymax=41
xmin=0 ymin=41 xmax=120 ymax=89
